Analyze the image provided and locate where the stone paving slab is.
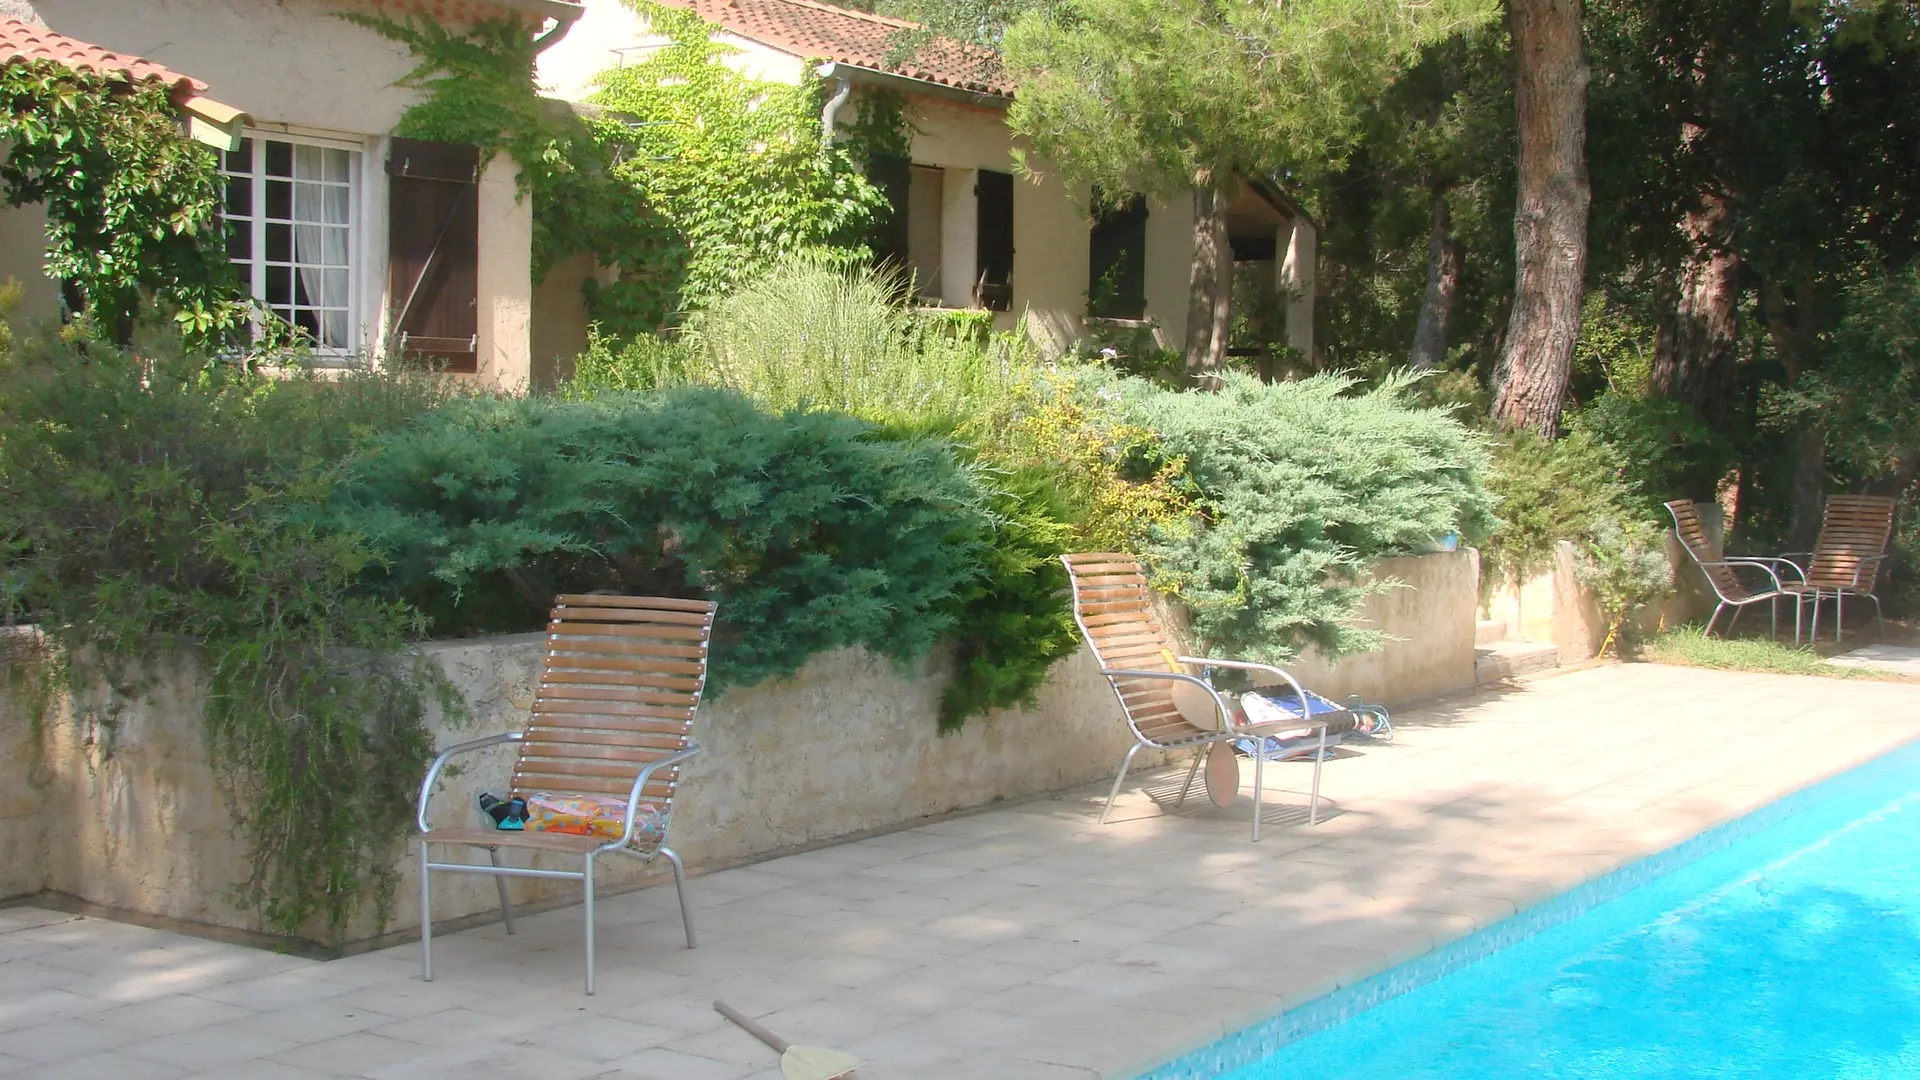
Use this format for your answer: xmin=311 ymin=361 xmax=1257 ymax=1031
xmin=1830 ymin=643 xmax=1920 ymax=677
xmin=3 ymin=663 xmax=1919 ymax=1079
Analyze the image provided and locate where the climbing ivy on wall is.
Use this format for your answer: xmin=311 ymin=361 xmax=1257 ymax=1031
xmin=585 ymin=1 xmax=891 ymax=334
xmin=0 ymin=59 xmax=246 ymax=340
xmin=337 ymin=11 xmax=664 ymax=283
xmin=350 ymin=2 xmax=903 ymax=339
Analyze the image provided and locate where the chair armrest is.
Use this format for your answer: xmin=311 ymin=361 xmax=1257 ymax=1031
xmin=1772 ymin=554 xmax=1812 ymax=582
xmin=1177 ymin=657 xmax=1330 ymax=735
xmin=616 ymin=742 xmax=704 ymax=847
xmin=1702 ymin=559 xmax=1788 ymax=592
xmin=1851 ymin=554 xmax=1889 ymax=589
xmin=417 ymin=731 xmax=524 ymax=834
xmin=1100 ymin=667 xmax=1239 ymax=734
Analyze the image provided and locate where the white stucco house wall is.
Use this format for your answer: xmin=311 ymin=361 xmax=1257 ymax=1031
xmin=533 ymin=0 xmax=1317 ymax=367
xmin=1 ymin=0 xmax=582 ymax=388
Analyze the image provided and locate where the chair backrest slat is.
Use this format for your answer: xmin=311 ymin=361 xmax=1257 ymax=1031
xmin=1665 ymin=500 xmax=1752 ymax=599
xmin=1807 ymin=495 xmax=1896 ymax=589
xmin=509 ymin=594 xmax=717 ymax=818
xmin=1062 ymin=552 xmax=1209 ymax=746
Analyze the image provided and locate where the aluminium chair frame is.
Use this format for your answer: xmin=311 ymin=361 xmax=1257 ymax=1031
xmin=414 ymin=735 xmax=700 ymax=996
xmin=1775 ymin=493 xmax=1897 ymax=644
xmin=1064 ymin=555 xmax=1335 ymax=841
xmin=1666 ymin=500 xmax=1801 ymax=643
xmin=1775 ymin=551 xmax=1889 ymax=643
xmin=414 ymin=592 xmax=715 ymax=996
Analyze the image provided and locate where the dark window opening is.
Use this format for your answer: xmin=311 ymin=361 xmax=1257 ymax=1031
xmin=1088 ymin=190 xmax=1147 ymax=320
xmin=975 ymin=169 xmax=1014 ymax=311
xmin=867 ymin=153 xmax=912 ymax=280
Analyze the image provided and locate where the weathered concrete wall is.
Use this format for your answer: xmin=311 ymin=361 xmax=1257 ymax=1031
xmin=1282 ymin=550 xmax=1478 ymax=706
xmin=2 ymin=637 xmax=1139 ymax=943
xmin=0 ymin=202 xmax=60 ymax=322
xmin=0 ymin=552 xmax=1476 ymax=944
xmin=1483 ymin=535 xmax=1703 ymax=665
xmin=27 ymin=0 xmax=422 ymax=136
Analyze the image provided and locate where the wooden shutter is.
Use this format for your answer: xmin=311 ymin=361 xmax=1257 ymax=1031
xmin=387 ymin=138 xmax=479 ymax=373
xmin=975 ymin=169 xmax=1014 ymax=311
xmin=868 ymin=153 xmax=912 ymax=279
xmin=1088 ymin=190 xmax=1148 ymax=319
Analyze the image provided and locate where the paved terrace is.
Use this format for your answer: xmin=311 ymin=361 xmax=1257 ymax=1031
xmin=2 ymin=663 xmax=1918 ymax=1080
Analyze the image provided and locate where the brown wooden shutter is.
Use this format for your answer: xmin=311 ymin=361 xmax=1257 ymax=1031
xmin=975 ymin=169 xmax=1014 ymax=312
xmin=387 ymin=138 xmax=479 ymax=373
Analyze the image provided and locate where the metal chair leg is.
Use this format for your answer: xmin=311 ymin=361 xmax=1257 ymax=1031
xmin=1099 ymin=743 xmax=1144 ymax=825
xmin=1706 ymin=602 xmax=1726 ymax=637
xmin=1728 ymin=603 xmax=1744 ymax=633
xmin=1770 ymin=596 xmax=1779 ymax=640
xmin=1174 ymin=748 xmax=1205 ymax=808
xmin=1251 ymin=740 xmax=1265 ymax=843
xmin=661 ymin=845 xmax=697 ymax=949
xmin=1308 ymin=725 xmax=1328 ymax=827
xmin=1836 ymin=591 xmax=1844 ymax=643
xmin=582 ymin=852 xmax=597 ymax=996
xmin=1872 ymin=593 xmax=1886 ymax=637
xmin=486 ymin=847 xmax=516 ymax=935
xmin=418 ymin=841 xmax=433 ymax=982
xmin=1811 ymin=593 xmax=1823 ymax=644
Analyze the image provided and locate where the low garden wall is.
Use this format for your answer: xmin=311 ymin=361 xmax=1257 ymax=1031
xmin=1 ymin=550 xmax=1477 ymax=946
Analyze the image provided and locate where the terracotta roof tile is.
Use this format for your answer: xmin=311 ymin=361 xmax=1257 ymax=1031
xmin=655 ymin=0 xmax=1011 ymax=97
xmin=0 ymin=20 xmax=208 ymax=96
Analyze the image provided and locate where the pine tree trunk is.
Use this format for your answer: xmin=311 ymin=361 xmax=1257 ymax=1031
xmin=1762 ymin=278 xmax=1825 ymax=550
xmin=1185 ymin=177 xmax=1231 ymax=380
xmin=1491 ymin=0 xmax=1590 ymax=435
xmin=1409 ymin=193 xmax=1463 ymax=371
xmin=1652 ymin=114 xmax=1741 ymax=436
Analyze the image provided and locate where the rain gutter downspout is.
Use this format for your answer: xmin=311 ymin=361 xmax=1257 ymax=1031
xmin=818 ymin=64 xmax=853 ymax=142
xmin=532 ymin=1 xmax=585 ymax=53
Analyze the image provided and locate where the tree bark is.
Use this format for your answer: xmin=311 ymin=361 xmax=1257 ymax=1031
xmin=1653 ymin=191 xmax=1741 ymax=429
xmin=1409 ymin=192 xmax=1463 ymax=371
xmin=1652 ymin=79 xmax=1742 ymax=433
xmin=1761 ymin=277 xmax=1825 ymax=550
xmin=1491 ymin=0 xmax=1590 ymax=435
xmin=1184 ymin=175 xmax=1232 ymax=380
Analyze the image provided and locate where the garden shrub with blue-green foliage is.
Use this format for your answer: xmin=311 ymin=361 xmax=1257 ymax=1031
xmin=1104 ymin=369 xmax=1494 ymax=663
xmin=327 ymin=388 xmax=995 ymax=694
xmin=563 ymin=256 xmax=1085 ymax=728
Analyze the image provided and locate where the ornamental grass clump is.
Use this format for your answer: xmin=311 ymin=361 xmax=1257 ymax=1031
xmin=683 ymin=253 xmax=1035 ymax=434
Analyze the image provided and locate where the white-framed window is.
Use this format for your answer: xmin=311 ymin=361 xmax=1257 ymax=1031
xmin=220 ymin=132 xmax=361 ymax=356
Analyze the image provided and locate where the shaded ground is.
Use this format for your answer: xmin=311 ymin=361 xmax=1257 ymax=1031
xmin=1 ymin=663 xmax=1917 ymax=1080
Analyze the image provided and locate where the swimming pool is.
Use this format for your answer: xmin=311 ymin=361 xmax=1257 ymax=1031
xmin=1144 ymin=737 xmax=1920 ymax=1079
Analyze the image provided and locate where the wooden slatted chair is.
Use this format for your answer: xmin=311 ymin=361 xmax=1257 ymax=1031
xmin=415 ymin=594 xmax=716 ymax=994
xmin=1665 ymin=500 xmax=1797 ymax=641
xmin=1780 ymin=494 xmax=1897 ymax=642
xmin=1062 ymin=553 xmax=1340 ymax=840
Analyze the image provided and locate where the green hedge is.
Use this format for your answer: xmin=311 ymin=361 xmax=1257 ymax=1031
xmin=327 ymin=388 xmax=995 ymax=694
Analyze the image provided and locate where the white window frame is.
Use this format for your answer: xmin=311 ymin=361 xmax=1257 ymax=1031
xmin=220 ymin=129 xmax=366 ymax=361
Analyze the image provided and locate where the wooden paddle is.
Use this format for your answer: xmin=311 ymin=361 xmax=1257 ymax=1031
xmin=713 ymin=1000 xmax=863 ymax=1080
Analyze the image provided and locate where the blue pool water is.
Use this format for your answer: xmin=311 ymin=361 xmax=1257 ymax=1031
xmin=1149 ymin=739 xmax=1920 ymax=1080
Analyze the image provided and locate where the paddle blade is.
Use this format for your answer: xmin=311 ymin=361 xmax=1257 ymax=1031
xmin=782 ymin=1045 xmax=863 ymax=1080
xmin=1204 ymin=740 xmax=1240 ymax=808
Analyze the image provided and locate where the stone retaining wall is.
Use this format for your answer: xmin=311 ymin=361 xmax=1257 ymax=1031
xmin=0 ymin=551 xmax=1477 ymax=945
